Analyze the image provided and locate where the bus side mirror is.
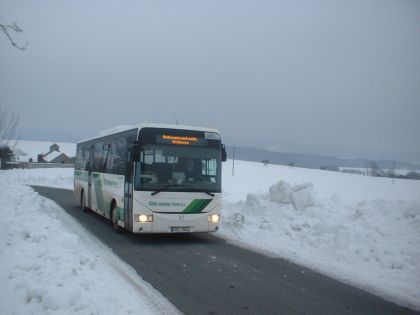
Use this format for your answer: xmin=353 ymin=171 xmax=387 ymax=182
xmin=132 ymin=141 xmax=141 ymax=162
xmin=222 ymin=144 xmax=227 ymax=162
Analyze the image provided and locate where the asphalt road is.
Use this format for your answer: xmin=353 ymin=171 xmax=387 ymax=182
xmin=32 ymin=186 xmax=418 ymax=315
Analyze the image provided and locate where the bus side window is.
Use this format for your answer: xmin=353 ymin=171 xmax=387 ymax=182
xmin=76 ymin=145 xmax=86 ymax=170
xmin=103 ymin=143 xmax=113 ymax=173
xmin=75 ymin=147 xmax=81 ymax=170
xmin=79 ymin=144 xmax=89 ymax=171
xmin=93 ymin=142 xmax=104 ymax=172
xmin=113 ymin=136 xmax=127 ymax=174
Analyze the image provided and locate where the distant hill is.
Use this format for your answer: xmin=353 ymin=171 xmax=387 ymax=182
xmin=8 ymin=139 xmax=420 ymax=171
xmin=227 ymin=146 xmax=420 ymax=170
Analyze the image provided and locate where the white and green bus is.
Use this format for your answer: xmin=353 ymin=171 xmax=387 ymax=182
xmin=74 ymin=123 xmax=227 ymax=233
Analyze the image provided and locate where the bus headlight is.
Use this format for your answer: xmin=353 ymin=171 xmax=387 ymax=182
xmin=137 ymin=214 xmax=153 ymax=223
xmin=209 ymin=214 xmax=220 ymax=223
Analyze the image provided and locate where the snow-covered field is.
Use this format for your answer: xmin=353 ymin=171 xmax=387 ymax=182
xmin=339 ymin=166 xmax=420 ymax=177
xmin=1 ymin=161 xmax=420 ymax=312
xmin=0 ymin=169 xmax=179 ymax=314
xmin=220 ymin=160 xmax=420 ymax=311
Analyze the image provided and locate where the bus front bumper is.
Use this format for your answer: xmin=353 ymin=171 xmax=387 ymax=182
xmin=133 ymin=212 xmax=220 ymax=233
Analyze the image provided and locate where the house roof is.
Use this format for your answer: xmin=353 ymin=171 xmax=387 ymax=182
xmin=43 ymin=151 xmax=64 ymax=162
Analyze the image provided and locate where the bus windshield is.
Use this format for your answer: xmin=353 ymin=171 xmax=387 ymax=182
xmin=134 ymin=144 xmax=221 ymax=192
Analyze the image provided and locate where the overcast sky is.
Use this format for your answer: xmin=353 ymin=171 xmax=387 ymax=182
xmin=1 ymin=0 xmax=419 ymax=161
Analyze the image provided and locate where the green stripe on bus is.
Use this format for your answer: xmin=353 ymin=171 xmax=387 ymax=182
xmin=183 ymin=199 xmax=212 ymax=213
xmin=93 ymin=173 xmax=106 ymax=213
xmin=74 ymin=170 xmax=88 ymax=182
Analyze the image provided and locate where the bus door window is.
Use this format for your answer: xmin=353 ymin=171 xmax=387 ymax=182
xmin=134 ymin=150 xmax=158 ymax=190
xmin=199 ymin=158 xmax=217 ymax=183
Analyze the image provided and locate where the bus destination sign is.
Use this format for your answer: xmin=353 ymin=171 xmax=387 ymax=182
xmin=157 ymin=134 xmax=207 ymax=146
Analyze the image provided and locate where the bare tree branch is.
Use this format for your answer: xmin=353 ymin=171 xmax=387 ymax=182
xmin=0 ymin=105 xmax=20 ymax=146
xmin=0 ymin=22 xmax=28 ymax=50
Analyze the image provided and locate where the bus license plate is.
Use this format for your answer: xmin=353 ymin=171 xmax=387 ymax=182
xmin=170 ymin=227 xmax=191 ymax=233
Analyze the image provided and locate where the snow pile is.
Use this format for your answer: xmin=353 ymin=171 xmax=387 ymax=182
xmin=220 ymin=160 xmax=420 ymax=311
xmin=2 ymin=168 xmax=74 ymax=189
xmin=0 ymin=174 xmax=178 ymax=314
xmin=269 ymin=181 xmax=315 ymax=211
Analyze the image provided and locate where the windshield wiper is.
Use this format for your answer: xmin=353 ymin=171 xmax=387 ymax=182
xmin=184 ymin=188 xmax=215 ymax=197
xmin=151 ymin=184 xmax=183 ymax=196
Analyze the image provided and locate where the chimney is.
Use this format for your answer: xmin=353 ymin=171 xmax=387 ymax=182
xmin=50 ymin=143 xmax=60 ymax=152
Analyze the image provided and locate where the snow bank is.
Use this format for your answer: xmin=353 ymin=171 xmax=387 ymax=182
xmin=0 ymin=171 xmax=179 ymax=314
xmin=220 ymin=160 xmax=420 ymax=311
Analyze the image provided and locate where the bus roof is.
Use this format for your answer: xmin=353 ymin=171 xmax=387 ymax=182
xmin=77 ymin=123 xmax=221 ymax=144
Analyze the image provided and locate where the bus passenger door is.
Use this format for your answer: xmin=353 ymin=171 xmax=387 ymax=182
xmin=87 ymin=145 xmax=94 ymax=209
xmin=124 ymin=156 xmax=134 ymax=231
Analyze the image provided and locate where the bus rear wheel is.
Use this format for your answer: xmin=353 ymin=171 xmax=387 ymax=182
xmin=111 ymin=202 xmax=122 ymax=233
